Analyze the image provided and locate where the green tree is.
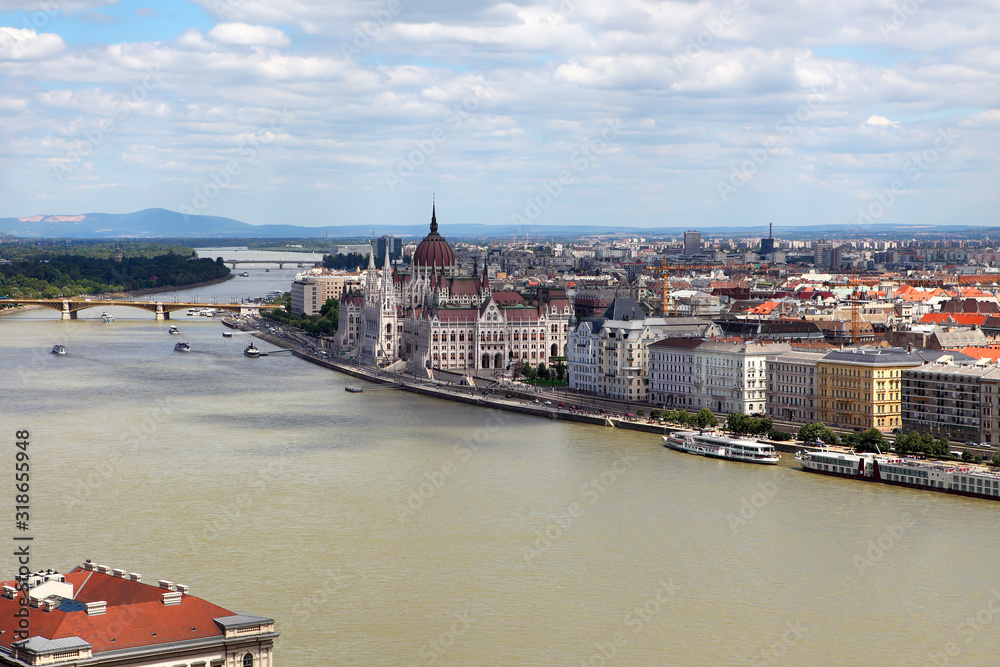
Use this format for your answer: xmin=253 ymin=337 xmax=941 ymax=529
xmin=846 ymin=428 xmax=887 ymax=453
xmin=536 ymin=363 xmax=550 ymax=380
xmin=554 ymin=361 xmax=567 ymax=381
xmin=962 ymin=449 xmax=974 ymax=463
xmin=992 ymin=450 xmax=1000 ymax=466
xmin=695 ymin=408 xmax=718 ymax=430
xmin=797 ymin=422 xmax=839 ymax=446
xmin=650 ymin=408 xmax=662 ymax=420
xmin=636 ymin=409 xmax=645 ymax=419
xmin=725 ymin=412 xmax=748 ymax=435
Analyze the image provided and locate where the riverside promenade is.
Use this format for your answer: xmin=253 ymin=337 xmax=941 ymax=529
xmin=287 ymin=346 xmax=812 ymax=455
xmin=234 ymin=317 xmax=810 ymax=455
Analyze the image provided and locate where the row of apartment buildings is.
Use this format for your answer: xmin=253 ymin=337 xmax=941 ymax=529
xmin=567 ymin=298 xmax=1000 ymax=439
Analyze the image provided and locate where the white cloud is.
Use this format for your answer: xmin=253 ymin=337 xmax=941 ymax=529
xmin=865 ymin=115 xmax=899 ymax=128
xmin=0 ymin=27 xmax=65 ymax=61
xmin=207 ymin=23 xmax=291 ymax=48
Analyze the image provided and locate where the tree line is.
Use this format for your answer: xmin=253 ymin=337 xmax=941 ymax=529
xmin=0 ymin=251 xmax=230 ymax=299
xmin=262 ymin=295 xmax=339 ymax=336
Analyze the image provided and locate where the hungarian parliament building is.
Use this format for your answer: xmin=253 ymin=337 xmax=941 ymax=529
xmin=334 ymin=205 xmax=572 ymax=374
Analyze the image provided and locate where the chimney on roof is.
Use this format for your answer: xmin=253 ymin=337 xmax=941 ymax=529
xmin=85 ymin=601 xmax=107 ymax=616
xmin=95 ymin=565 xmax=110 ymax=575
xmin=176 ymin=584 xmax=189 ymax=595
xmin=83 ymin=561 xmax=95 ymax=572
xmin=112 ymin=569 xmax=126 ymax=579
xmin=161 ymin=591 xmax=183 ymax=606
xmin=158 ymin=580 xmax=175 ymax=591
xmin=129 ymin=573 xmax=142 ymax=583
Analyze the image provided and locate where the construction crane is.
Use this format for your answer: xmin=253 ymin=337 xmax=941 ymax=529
xmin=850 ymin=266 xmax=861 ymax=344
xmin=647 ymin=255 xmax=673 ymax=317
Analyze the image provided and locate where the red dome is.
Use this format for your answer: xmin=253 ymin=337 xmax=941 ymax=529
xmin=412 ymin=203 xmax=455 ymax=268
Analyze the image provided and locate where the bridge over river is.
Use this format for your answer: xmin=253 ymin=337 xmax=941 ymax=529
xmin=3 ymin=299 xmax=260 ymax=320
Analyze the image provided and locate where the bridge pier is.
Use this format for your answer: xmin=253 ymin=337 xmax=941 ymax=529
xmin=61 ymin=301 xmax=77 ymax=320
xmin=155 ymin=303 xmax=169 ymax=321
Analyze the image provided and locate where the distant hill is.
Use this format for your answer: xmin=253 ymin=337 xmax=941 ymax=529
xmin=0 ymin=208 xmax=983 ymax=240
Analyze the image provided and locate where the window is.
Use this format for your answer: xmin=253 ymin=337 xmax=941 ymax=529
xmin=243 ymin=654 xmax=255 ymax=667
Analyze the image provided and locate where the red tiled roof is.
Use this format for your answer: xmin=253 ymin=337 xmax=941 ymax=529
xmin=918 ymin=313 xmax=989 ymax=326
xmin=431 ymin=308 xmax=479 ymax=323
xmin=959 ymin=347 xmax=1000 ymax=360
xmin=491 ymin=291 xmax=524 ymax=306
xmin=0 ymin=569 xmax=236 ymax=654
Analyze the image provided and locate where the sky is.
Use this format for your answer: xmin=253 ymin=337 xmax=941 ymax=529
xmin=0 ymin=0 xmax=997 ymax=232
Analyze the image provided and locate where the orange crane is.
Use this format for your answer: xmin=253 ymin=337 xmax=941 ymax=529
xmin=850 ymin=267 xmax=861 ymax=344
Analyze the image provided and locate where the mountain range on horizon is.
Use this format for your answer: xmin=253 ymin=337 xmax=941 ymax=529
xmin=0 ymin=208 xmax=984 ymax=240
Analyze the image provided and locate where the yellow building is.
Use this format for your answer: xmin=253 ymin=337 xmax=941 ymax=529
xmin=818 ymin=347 xmax=924 ymax=432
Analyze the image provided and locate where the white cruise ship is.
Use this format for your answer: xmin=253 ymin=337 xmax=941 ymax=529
xmin=795 ymin=448 xmax=1000 ymax=501
xmin=662 ymin=431 xmax=780 ymax=465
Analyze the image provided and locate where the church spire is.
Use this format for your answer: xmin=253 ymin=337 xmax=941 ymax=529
xmin=481 ymin=256 xmax=489 ymax=292
xmin=430 ymin=195 xmax=438 ymax=234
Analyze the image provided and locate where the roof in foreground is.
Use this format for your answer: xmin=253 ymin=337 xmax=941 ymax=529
xmin=0 ymin=565 xmax=273 ymax=656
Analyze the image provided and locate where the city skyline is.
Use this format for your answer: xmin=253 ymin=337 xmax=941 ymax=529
xmin=1 ymin=0 xmax=997 ymax=229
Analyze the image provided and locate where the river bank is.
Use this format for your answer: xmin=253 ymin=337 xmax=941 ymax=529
xmin=0 ymin=304 xmax=42 ymax=318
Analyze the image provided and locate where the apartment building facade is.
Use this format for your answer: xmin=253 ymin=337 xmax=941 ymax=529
xmin=648 ymin=339 xmax=789 ymax=414
xmin=765 ymin=350 xmax=825 ymax=423
xmin=290 ymin=270 xmax=362 ymax=316
xmin=902 ymin=361 xmax=996 ymax=443
xmin=818 ymin=347 xmax=924 ymax=432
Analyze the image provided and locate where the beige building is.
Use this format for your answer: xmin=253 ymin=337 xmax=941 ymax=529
xmin=818 ymin=347 xmax=924 ymax=432
xmin=290 ymin=270 xmax=362 ymax=316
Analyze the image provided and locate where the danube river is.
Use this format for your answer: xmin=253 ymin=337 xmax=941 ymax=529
xmin=1 ymin=270 xmax=998 ymax=665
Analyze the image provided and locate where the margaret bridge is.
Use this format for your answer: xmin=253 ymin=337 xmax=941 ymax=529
xmin=3 ymin=299 xmax=260 ymax=320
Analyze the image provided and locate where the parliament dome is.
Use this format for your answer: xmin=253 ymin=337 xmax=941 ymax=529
xmin=412 ymin=202 xmax=455 ymax=269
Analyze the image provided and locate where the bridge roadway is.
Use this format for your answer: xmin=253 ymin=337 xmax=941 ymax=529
xmin=3 ymin=298 xmax=259 ymax=320
xmin=223 ymin=260 xmax=320 ymax=269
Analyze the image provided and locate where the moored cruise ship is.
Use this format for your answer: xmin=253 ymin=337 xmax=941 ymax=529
xmin=662 ymin=431 xmax=780 ymax=465
xmin=795 ymin=448 xmax=1000 ymax=501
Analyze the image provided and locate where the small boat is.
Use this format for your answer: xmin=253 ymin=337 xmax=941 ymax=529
xmin=100 ymin=311 xmax=110 ymax=318
xmin=662 ymin=431 xmax=780 ymax=465
xmin=102 ymin=314 xmax=115 ymax=323
xmin=174 ymin=342 xmax=191 ymax=352
xmin=222 ymin=332 xmax=233 ymax=338
xmin=51 ymin=345 xmax=66 ymax=355
xmin=240 ymin=272 xmax=249 ymax=277
xmin=168 ymin=326 xmax=180 ymax=335
xmin=244 ymin=343 xmax=261 ymax=358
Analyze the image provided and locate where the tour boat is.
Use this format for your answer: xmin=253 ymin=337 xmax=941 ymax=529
xmin=795 ymin=448 xmax=1000 ymax=501
xmin=243 ymin=343 xmax=261 ymax=358
xmin=102 ymin=314 xmax=115 ymax=323
xmin=662 ymin=431 xmax=780 ymax=465
xmin=168 ymin=326 xmax=180 ymax=335
xmin=174 ymin=342 xmax=191 ymax=352
xmin=51 ymin=345 xmax=66 ymax=355
xmin=222 ymin=332 xmax=233 ymax=338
